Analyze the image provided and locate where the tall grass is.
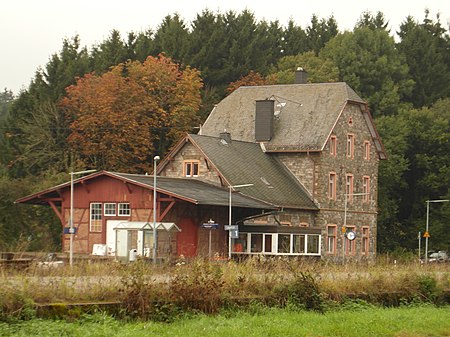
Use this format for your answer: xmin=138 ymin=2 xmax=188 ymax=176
xmin=0 ymin=257 xmax=448 ymax=320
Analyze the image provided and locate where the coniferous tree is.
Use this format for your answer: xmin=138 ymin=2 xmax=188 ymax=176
xmin=397 ymin=11 xmax=450 ymax=107
xmin=282 ymin=19 xmax=308 ymax=56
xmin=187 ymin=10 xmax=229 ymax=87
xmin=134 ymin=29 xmax=155 ymax=62
xmin=306 ymin=15 xmax=338 ymax=54
xmin=356 ymin=11 xmax=390 ymax=31
xmin=90 ymin=30 xmax=128 ymax=74
xmin=153 ymin=14 xmax=190 ymax=63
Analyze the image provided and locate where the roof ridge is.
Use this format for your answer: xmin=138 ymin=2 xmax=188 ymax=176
xmin=190 ymin=133 xmax=261 ymax=146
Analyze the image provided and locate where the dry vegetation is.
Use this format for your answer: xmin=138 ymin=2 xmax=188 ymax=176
xmin=0 ymin=256 xmax=448 ymax=320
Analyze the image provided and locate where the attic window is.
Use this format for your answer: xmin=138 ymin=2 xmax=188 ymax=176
xmin=184 ymin=160 xmax=199 ymax=177
xmin=348 ymin=117 xmax=353 ymax=126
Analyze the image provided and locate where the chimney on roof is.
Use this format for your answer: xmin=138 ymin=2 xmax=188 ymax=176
xmin=295 ymin=67 xmax=308 ymax=84
xmin=255 ymin=100 xmax=274 ymax=141
xmin=219 ymin=131 xmax=232 ymax=144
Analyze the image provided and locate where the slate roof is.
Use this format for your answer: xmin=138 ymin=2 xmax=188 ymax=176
xmin=109 ymin=172 xmax=273 ymax=209
xmin=15 ymin=171 xmax=273 ymax=210
xmin=188 ymin=134 xmax=318 ymax=210
xmin=199 ymin=82 xmax=365 ymax=151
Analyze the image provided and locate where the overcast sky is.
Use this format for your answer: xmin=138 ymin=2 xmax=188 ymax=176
xmin=1 ymin=0 xmax=449 ymax=94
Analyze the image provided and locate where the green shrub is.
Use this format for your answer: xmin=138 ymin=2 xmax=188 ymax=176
xmin=278 ymin=271 xmax=324 ymax=313
xmin=416 ymin=275 xmax=442 ymax=304
xmin=120 ymin=260 xmax=170 ymax=320
xmin=170 ymin=259 xmax=224 ymax=314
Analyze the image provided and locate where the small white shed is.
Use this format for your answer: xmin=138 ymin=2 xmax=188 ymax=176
xmin=113 ymin=221 xmax=181 ymax=261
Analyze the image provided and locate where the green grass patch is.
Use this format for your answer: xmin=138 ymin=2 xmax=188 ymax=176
xmin=0 ymin=305 xmax=449 ymax=337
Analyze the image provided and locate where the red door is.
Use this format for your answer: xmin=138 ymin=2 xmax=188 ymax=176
xmin=177 ymin=218 xmax=198 ymax=257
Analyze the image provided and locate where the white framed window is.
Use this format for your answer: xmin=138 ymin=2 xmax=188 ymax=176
xmin=118 ymin=203 xmax=131 ymax=216
xmin=251 ymin=233 xmax=263 ymax=253
xmin=292 ymin=234 xmax=305 ymax=254
xmin=233 ymin=233 xmax=321 ymax=256
xmin=307 ymin=235 xmax=320 ymax=254
xmin=184 ymin=161 xmax=199 ymax=177
xmin=278 ymin=234 xmax=291 ymax=253
xmin=104 ymin=203 xmax=116 ymax=216
xmin=90 ymin=203 xmax=102 ymax=232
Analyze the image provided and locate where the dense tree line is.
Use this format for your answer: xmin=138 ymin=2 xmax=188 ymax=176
xmin=0 ymin=9 xmax=448 ymax=254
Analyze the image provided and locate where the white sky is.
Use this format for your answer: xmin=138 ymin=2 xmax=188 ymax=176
xmin=1 ymin=0 xmax=448 ymax=94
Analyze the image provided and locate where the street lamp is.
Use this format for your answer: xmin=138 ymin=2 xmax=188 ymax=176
xmin=342 ymin=192 xmax=369 ymax=263
xmin=69 ymin=169 xmax=96 ymax=266
xmin=153 ymin=155 xmax=160 ymax=264
xmin=228 ymin=183 xmax=253 ymax=259
xmin=425 ymin=199 xmax=449 ymax=264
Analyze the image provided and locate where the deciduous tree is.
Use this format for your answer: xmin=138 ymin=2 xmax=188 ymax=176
xmin=271 ymin=51 xmax=339 ymax=84
xmin=62 ymin=54 xmax=202 ymax=172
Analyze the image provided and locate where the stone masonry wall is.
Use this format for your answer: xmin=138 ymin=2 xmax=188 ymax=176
xmin=161 ymin=142 xmax=222 ymax=186
xmin=276 ymin=103 xmax=380 ymax=261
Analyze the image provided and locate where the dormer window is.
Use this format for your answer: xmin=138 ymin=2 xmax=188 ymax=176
xmin=184 ymin=160 xmax=199 ymax=177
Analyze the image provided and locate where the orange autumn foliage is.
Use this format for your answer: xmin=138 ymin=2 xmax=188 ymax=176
xmin=61 ymin=54 xmax=202 ymax=172
xmin=226 ymin=71 xmax=271 ymax=94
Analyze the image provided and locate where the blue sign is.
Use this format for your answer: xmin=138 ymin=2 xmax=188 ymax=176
xmin=202 ymin=223 xmax=219 ymax=229
xmin=63 ymin=227 xmax=77 ymax=234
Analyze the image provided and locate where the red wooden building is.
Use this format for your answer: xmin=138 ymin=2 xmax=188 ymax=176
xmin=16 ymin=171 xmax=271 ymax=259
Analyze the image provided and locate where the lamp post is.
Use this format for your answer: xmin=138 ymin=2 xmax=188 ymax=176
xmin=228 ymin=183 xmax=253 ymax=259
xmin=69 ymin=169 xmax=96 ymax=266
xmin=153 ymin=155 xmax=160 ymax=264
xmin=342 ymin=192 xmax=369 ymax=263
xmin=425 ymin=199 xmax=449 ymax=264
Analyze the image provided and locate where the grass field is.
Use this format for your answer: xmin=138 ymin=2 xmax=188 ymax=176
xmin=1 ymin=305 xmax=449 ymax=337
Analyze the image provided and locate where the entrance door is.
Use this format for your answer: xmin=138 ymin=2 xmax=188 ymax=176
xmin=177 ymin=218 xmax=198 ymax=257
xmin=106 ymin=220 xmax=123 ymax=256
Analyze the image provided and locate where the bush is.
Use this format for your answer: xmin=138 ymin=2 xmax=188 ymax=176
xmin=278 ymin=271 xmax=324 ymax=313
xmin=170 ymin=259 xmax=224 ymax=314
xmin=416 ymin=275 xmax=442 ymax=304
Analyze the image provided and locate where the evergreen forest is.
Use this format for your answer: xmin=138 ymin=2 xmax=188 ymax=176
xmin=0 ymin=9 xmax=448 ymax=255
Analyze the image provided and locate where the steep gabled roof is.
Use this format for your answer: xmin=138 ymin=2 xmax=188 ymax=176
xmin=187 ymin=134 xmax=318 ymax=210
xmin=199 ymin=82 xmax=370 ymax=152
xmin=15 ymin=171 xmax=274 ymax=210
